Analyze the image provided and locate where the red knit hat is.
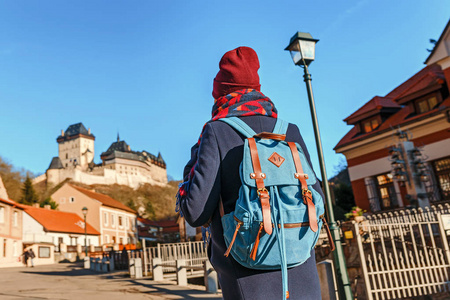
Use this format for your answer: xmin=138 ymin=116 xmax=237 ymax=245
xmin=212 ymin=46 xmax=261 ymax=99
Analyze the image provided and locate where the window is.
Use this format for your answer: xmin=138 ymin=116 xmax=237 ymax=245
xmin=104 ymin=235 xmax=109 ymax=243
xmin=0 ymin=206 xmax=4 ymax=223
xmin=111 ymin=215 xmax=115 ymax=227
xmin=416 ymin=96 xmax=438 ymax=114
xmin=3 ymin=239 xmax=6 ymax=257
xmin=362 ymin=118 xmax=379 ymax=133
xmin=66 ymin=153 xmax=68 ymax=159
xmin=375 ymin=173 xmax=398 ymax=210
xmin=39 ymin=246 xmax=51 ymax=258
xmin=433 ymin=157 xmax=450 ymax=200
xmin=125 ymin=217 xmax=129 ymax=229
xmin=69 ymin=197 xmax=75 ymax=203
xmin=104 ymin=212 xmax=108 ymax=226
xmin=120 ymin=237 xmax=124 ymax=244
xmin=13 ymin=211 xmax=18 ymax=227
xmin=118 ymin=216 xmax=123 ymax=227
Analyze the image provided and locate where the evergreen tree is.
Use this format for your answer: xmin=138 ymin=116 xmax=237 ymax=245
xmin=20 ymin=176 xmax=39 ymax=205
xmin=40 ymin=197 xmax=58 ymax=209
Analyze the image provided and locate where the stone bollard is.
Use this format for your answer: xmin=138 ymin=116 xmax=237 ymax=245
xmin=176 ymin=259 xmax=187 ymax=286
xmin=129 ymin=258 xmax=135 ymax=277
xmin=152 ymin=258 xmax=163 ymax=281
xmin=101 ymin=257 xmax=109 ymax=272
xmin=95 ymin=258 xmax=101 ymax=272
xmin=84 ymin=256 xmax=90 ymax=269
xmin=203 ymin=260 xmax=218 ymax=293
xmin=317 ymin=260 xmax=338 ymax=300
xmin=90 ymin=257 xmax=95 ymax=270
xmin=109 ymin=256 xmax=115 ymax=271
xmin=134 ymin=258 xmax=142 ymax=279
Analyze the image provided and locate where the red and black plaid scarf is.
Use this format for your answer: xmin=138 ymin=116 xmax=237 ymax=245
xmin=198 ymin=88 xmax=277 ymax=144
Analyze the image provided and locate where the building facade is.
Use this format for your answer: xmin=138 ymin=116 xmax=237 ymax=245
xmin=335 ymin=21 xmax=450 ymax=212
xmin=20 ymin=203 xmax=100 ymax=248
xmin=51 ymin=183 xmax=137 ymax=246
xmin=0 ymin=197 xmax=23 ymax=268
xmin=34 ymin=123 xmax=168 ymax=189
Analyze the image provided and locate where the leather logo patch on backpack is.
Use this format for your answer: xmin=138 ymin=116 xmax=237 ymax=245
xmin=268 ymin=152 xmax=285 ymax=167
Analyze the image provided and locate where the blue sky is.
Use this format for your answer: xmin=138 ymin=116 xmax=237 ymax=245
xmin=0 ymin=1 xmax=449 ymax=181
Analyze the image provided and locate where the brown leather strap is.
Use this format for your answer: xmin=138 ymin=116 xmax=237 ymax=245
xmin=322 ymin=217 xmax=335 ymax=251
xmin=288 ymin=142 xmax=318 ymax=232
xmin=253 ymin=132 xmax=286 ymax=141
xmin=248 ymin=138 xmax=272 ymax=235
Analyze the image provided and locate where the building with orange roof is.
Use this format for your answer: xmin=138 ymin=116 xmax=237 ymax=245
xmin=335 ymin=20 xmax=450 ymax=212
xmin=51 ymin=183 xmax=137 ymax=246
xmin=0 ymin=176 xmax=24 ymax=268
xmin=19 ymin=203 xmax=100 ymax=265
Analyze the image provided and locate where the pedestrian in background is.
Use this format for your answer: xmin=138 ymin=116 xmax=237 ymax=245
xmin=22 ymin=249 xmax=30 ymax=267
xmin=29 ymin=249 xmax=35 ymax=267
xmin=179 ymin=47 xmax=322 ymax=299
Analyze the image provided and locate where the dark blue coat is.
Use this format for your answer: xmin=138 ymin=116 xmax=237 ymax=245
xmin=181 ymin=115 xmax=322 ymax=300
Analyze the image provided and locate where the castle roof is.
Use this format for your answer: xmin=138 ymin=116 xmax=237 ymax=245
xmin=48 ymin=157 xmax=64 ymax=170
xmin=100 ymin=139 xmax=166 ymax=168
xmin=57 ymin=122 xmax=95 ymax=142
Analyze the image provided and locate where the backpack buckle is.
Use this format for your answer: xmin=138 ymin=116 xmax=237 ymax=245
xmin=257 ymin=188 xmax=269 ymax=196
xmin=302 ymin=188 xmax=311 ymax=196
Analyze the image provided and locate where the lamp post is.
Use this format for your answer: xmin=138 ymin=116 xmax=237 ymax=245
xmin=82 ymin=207 xmax=88 ymax=257
xmin=285 ymin=32 xmax=353 ymax=299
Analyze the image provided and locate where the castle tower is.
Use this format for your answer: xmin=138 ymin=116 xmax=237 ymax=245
xmin=57 ymin=123 xmax=95 ymax=170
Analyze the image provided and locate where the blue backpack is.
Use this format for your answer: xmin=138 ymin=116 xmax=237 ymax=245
xmin=219 ymin=117 xmax=331 ymax=300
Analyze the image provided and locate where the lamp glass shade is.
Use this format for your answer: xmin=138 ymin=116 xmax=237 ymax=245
xmin=285 ymin=32 xmax=318 ymax=66
xmin=82 ymin=207 xmax=88 ymax=216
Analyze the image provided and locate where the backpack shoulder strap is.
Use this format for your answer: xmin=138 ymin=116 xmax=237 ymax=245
xmin=219 ymin=117 xmax=256 ymax=138
xmin=273 ymin=118 xmax=288 ymax=135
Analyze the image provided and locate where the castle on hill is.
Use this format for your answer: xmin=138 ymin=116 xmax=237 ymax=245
xmin=34 ymin=123 xmax=168 ymax=188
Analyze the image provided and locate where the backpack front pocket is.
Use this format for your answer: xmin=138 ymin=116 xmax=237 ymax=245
xmin=221 ymin=205 xmax=250 ymax=263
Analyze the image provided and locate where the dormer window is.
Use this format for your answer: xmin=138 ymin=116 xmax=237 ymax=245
xmin=362 ymin=117 xmax=380 ymax=133
xmin=416 ymin=96 xmax=438 ymax=114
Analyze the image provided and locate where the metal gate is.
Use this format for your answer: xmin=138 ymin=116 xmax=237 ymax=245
xmin=355 ymin=207 xmax=450 ymax=299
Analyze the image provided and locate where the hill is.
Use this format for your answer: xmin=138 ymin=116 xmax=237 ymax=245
xmin=68 ymin=181 xmax=180 ymax=221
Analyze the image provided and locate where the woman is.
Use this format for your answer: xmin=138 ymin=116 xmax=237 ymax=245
xmin=179 ymin=47 xmax=322 ymax=299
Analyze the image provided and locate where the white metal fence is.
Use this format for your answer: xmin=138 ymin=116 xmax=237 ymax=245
xmin=355 ymin=205 xmax=450 ymax=300
xmin=144 ymin=241 xmax=208 ymax=277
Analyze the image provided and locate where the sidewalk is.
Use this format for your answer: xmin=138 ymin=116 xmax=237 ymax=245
xmin=0 ymin=262 xmax=222 ymax=300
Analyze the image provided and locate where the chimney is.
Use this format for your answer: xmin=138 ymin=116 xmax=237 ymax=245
xmin=88 ymin=128 xmax=91 ymax=134
xmin=44 ymin=205 xmax=51 ymax=210
xmin=61 ymin=130 xmax=65 ymax=136
xmin=33 ymin=203 xmax=40 ymax=208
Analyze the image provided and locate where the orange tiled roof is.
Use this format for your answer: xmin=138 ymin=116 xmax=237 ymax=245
xmin=0 ymin=197 xmax=24 ymax=209
xmin=69 ymin=184 xmax=136 ymax=214
xmin=17 ymin=203 xmax=100 ymax=235
xmin=138 ymin=217 xmax=179 ymax=233
xmin=344 ymin=96 xmax=401 ymax=124
xmin=335 ymin=64 xmax=450 ymax=150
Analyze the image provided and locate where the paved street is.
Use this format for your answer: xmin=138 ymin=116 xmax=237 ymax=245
xmin=0 ymin=263 xmax=222 ymax=300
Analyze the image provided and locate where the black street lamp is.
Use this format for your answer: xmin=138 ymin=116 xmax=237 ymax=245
xmin=82 ymin=207 xmax=88 ymax=257
xmin=285 ymin=32 xmax=353 ymax=300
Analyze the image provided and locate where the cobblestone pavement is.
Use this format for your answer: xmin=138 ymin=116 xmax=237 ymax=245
xmin=0 ymin=263 xmax=223 ymax=300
